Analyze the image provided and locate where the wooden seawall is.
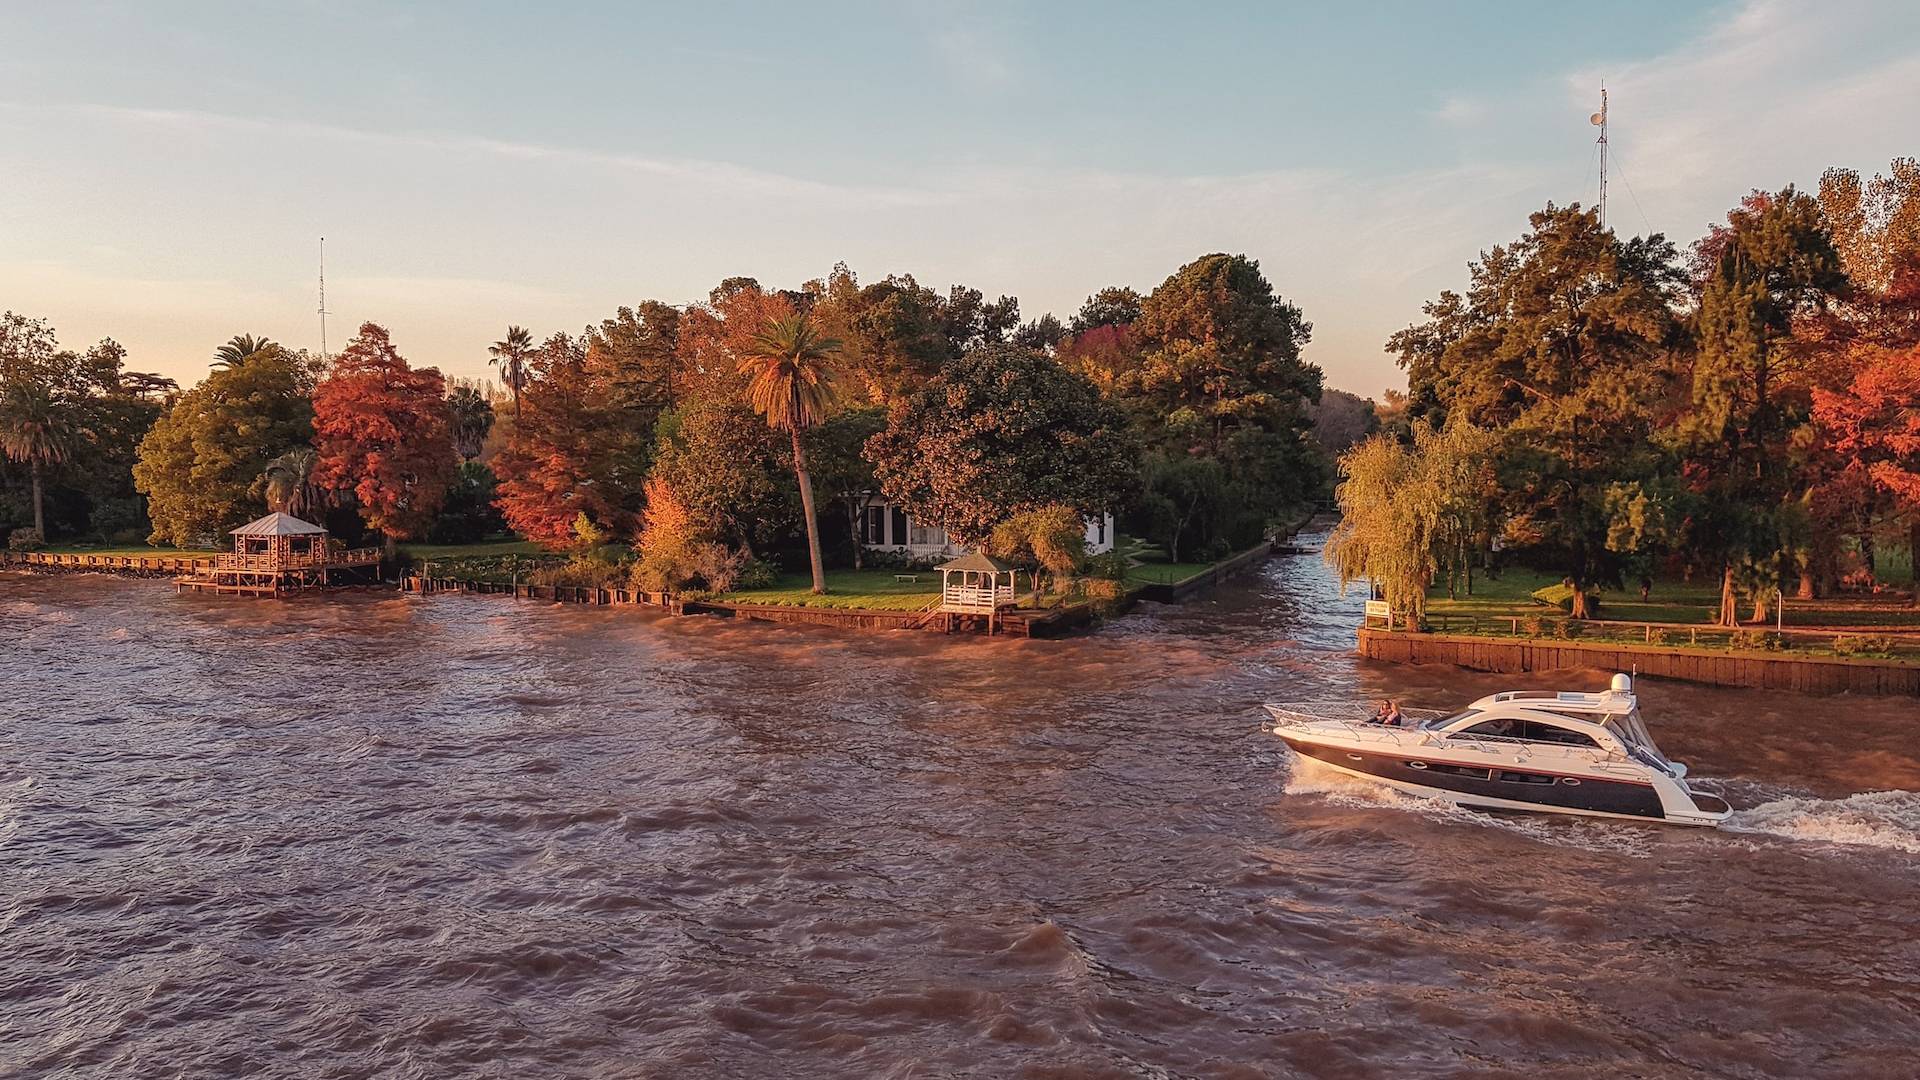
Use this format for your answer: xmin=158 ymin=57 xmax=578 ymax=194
xmin=1358 ymin=628 xmax=1920 ymax=697
xmin=403 ymin=576 xmax=1098 ymax=638
xmin=1 ymin=551 xmax=216 ymax=576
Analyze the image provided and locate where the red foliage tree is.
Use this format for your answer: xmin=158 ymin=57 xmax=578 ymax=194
xmin=312 ymin=322 xmax=456 ymax=550
xmin=489 ymin=332 xmax=640 ymax=548
xmin=1813 ymin=341 xmax=1920 ymax=579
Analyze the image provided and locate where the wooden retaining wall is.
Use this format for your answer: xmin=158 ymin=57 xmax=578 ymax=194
xmin=403 ymin=575 xmax=1099 ymax=638
xmin=1 ymin=550 xmax=218 ymax=576
xmin=1358 ymin=628 xmax=1920 ymax=697
xmin=1133 ymin=541 xmax=1277 ymax=603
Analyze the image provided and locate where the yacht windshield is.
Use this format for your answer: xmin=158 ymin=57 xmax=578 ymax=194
xmin=1602 ymin=710 xmax=1675 ymax=771
xmin=1423 ymin=708 xmax=1479 ymax=731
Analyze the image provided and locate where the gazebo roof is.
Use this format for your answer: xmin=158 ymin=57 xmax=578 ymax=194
xmin=938 ymin=551 xmax=1015 ymax=573
xmin=231 ymin=512 xmax=328 ymax=537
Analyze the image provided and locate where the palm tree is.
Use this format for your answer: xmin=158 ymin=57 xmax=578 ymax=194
xmin=0 ymin=383 xmax=75 ymax=538
xmin=447 ymin=384 xmax=495 ymax=461
xmin=212 ymin=333 xmax=276 ymax=370
xmin=488 ymin=326 xmax=533 ymax=414
xmin=258 ymin=448 xmax=330 ymax=521
xmin=739 ymin=313 xmax=843 ymax=594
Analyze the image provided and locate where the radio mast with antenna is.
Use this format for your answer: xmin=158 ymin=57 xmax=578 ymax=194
xmin=1589 ymin=84 xmax=1609 ymax=230
xmin=317 ymin=237 xmax=331 ymax=359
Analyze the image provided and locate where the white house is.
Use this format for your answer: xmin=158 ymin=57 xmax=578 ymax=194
xmin=858 ymin=495 xmax=1115 ymax=560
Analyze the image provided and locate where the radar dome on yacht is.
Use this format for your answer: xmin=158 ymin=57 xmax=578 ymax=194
xmin=1610 ymin=673 xmax=1633 ymax=693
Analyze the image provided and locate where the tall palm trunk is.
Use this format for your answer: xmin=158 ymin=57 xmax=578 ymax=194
xmin=29 ymin=458 xmax=45 ymax=537
xmin=790 ymin=424 xmax=827 ymax=595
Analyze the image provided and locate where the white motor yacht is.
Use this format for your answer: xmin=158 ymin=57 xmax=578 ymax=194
xmin=1265 ymin=674 xmax=1732 ymax=827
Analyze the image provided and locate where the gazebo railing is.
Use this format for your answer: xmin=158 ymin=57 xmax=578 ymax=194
xmin=943 ymin=583 xmax=1015 ymax=611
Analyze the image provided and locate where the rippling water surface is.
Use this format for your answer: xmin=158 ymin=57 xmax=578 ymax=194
xmin=4 ymin=536 xmax=1918 ymax=1078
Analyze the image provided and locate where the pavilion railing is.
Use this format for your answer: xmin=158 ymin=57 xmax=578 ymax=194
xmin=943 ymin=584 xmax=1015 ymax=611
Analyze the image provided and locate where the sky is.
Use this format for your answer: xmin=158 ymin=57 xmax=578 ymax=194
xmin=2 ymin=0 xmax=1917 ymax=397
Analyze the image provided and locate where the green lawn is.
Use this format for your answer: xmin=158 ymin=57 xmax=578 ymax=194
xmin=715 ymin=570 xmax=942 ymax=611
xmin=1126 ymin=561 xmax=1215 ymax=585
xmin=400 ymin=539 xmax=547 ymax=560
xmin=40 ymin=544 xmax=221 ymax=558
xmin=1426 ymin=566 xmax=1920 ymax=631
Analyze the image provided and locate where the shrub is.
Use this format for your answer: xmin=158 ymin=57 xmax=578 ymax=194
xmin=1832 ymin=634 xmax=1895 ymax=657
xmin=530 ymin=551 xmax=630 ymax=588
xmin=735 ymin=556 xmax=780 ymax=591
xmin=1730 ymin=629 xmax=1785 ymax=652
xmin=691 ymin=543 xmax=749 ymax=593
xmin=7 ymin=528 xmax=45 ymax=552
xmin=1076 ymin=577 xmax=1125 ymax=602
xmin=1084 ymin=550 xmax=1132 ymax=582
xmin=1647 ymin=628 xmax=1676 ymax=647
xmin=1520 ymin=615 xmax=1547 ymax=638
xmin=1552 ymin=618 xmax=1584 ymax=640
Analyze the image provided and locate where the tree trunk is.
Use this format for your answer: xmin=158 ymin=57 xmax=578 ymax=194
xmin=845 ymin=499 xmax=864 ymax=571
xmin=1751 ymin=591 xmax=1769 ymax=625
xmin=29 ymin=458 xmax=45 ymax=538
xmin=791 ymin=426 xmax=827 ymax=595
xmin=1797 ymin=568 xmax=1816 ymax=601
xmin=383 ymin=533 xmax=398 ymax=561
xmin=1570 ymin=582 xmax=1591 ymax=620
xmin=1718 ymin=566 xmax=1739 ymax=627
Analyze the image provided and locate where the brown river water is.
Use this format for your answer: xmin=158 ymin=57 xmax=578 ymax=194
xmin=4 ymin=533 xmax=1918 ymax=1079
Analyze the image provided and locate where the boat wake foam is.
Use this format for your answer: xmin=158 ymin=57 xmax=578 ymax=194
xmin=1725 ymin=789 xmax=1920 ymax=854
xmin=1280 ymin=755 xmax=1653 ymax=857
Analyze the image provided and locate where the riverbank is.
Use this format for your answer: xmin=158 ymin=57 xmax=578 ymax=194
xmin=1358 ymin=627 xmax=1920 ymax=696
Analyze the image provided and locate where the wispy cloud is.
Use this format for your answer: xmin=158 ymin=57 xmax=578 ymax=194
xmin=0 ymin=100 xmax=952 ymax=209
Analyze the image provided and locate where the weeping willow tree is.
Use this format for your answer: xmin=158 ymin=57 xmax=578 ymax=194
xmin=1326 ymin=421 xmax=1498 ymax=623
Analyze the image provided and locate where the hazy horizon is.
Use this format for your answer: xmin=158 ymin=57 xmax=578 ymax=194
xmin=3 ymin=0 xmax=1917 ymax=397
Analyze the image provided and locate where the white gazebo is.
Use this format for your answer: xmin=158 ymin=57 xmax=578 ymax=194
xmin=937 ymin=551 xmax=1018 ymax=633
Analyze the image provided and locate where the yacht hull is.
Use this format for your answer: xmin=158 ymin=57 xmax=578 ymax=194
xmin=1280 ymin=734 xmax=1707 ymax=825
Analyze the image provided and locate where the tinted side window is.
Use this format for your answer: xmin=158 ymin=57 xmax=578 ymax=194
xmin=1459 ymin=719 xmax=1523 ymax=739
xmin=1521 ymin=721 xmax=1598 ymax=747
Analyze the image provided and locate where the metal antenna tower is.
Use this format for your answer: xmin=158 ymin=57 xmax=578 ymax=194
xmin=317 ymin=237 xmax=331 ymax=358
xmin=1589 ymin=85 xmax=1609 ymax=230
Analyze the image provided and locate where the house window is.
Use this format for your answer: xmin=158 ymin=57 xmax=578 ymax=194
xmin=910 ymin=523 xmax=946 ymax=547
xmin=864 ymin=506 xmax=886 ymax=544
xmin=890 ymin=508 xmax=908 ymax=546
xmin=1097 ymin=516 xmax=1107 ymax=545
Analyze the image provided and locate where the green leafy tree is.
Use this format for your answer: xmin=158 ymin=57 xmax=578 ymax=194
xmin=1135 ymin=253 xmax=1320 ymax=456
xmin=0 ymin=381 xmax=75 ymax=538
xmin=1390 ymin=204 xmax=1684 ymax=617
xmin=1325 ymin=420 xmax=1499 ymax=622
xmin=134 ymin=351 xmax=316 ymax=546
xmin=650 ymin=392 xmax=797 ymax=554
xmin=257 ymin=447 xmax=329 ymax=520
xmin=1138 ymin=453 xmax=1227 ymax=563
xmin=1069 ymin=286 xmax=1143 ymax=333
xmin=447 ymin=383 xmax=495 ymax=462
xmin=1682 ymin=188 xmax=1846 ymax=624
xmin=738 ymin=313 xmax=844 ymax=594
xmin=1132 ymin=254 xmax=1324 ymax=540
xmin=804 ymin=406 xmax=886 ymax=569
xmin=867 ymin=343 xmax=1138 ymax=546
xmin=990 ymin=504 xmax=1087 ymax=603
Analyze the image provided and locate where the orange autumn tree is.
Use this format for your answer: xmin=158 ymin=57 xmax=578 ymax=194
xmin=1813 ymin=341 xmax=1920 ymax=596
xmin=312 ymin=322 xmax=456 ymax=554
xmin=490 ymin=331 xmax=645 ymax=548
